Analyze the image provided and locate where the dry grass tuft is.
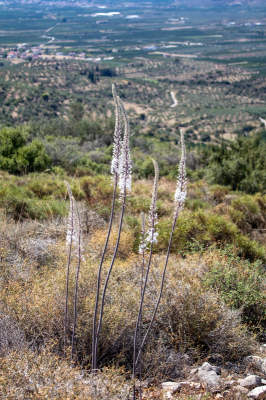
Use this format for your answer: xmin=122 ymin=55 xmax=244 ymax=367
xmin=0 ymin=348 xmax=130 ymax=399
xmin=90 ymin=228 xmax=135 ymax=259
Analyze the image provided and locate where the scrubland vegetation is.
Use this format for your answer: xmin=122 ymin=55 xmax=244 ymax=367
xmin=1 ymin=111 xmax=266 ymax=397
xmin=1 ymin=2 xmax=266 ymax=398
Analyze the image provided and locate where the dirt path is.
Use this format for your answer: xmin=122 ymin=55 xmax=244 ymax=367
xmin=259 ymin=117 xmax=266 ymax=128
xmin=170 ymin=91 xmax=178 ymax=107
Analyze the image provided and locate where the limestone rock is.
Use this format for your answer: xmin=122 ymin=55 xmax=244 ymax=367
xmin=162 ymin=382 xmax=181 ymax=395
xmin=233 ymin=385 xmax=249 ymax=394
xmin=240 ymin=375 xmax=262 ymax=389
xmin=261 ymin=360 xmax=266 ymax=375
xmin=199 ymin=362 xmax=221 ymax=375
xmin=179 ymin=381 xmax=201 ymax=391
xmin=198 ymin=362 xmax=221 ymax=391
xmin=247 ymin=386 xmax=266 ymax=399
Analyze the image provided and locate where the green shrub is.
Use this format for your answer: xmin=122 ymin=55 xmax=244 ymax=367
xmin=124 ymin=215 xmax=141 ymax=253
xmin=155 ymin=210 xmax=266 ymax=261
xmin=206 ymin=135 xmax=266 ymax=193
xmin=0 ymin=127 xmax=50 ymax=174
xmin=186 ymin=198 xmax=210 ymax=211
xmin=203 ymin=250 xmax=266 ymax=332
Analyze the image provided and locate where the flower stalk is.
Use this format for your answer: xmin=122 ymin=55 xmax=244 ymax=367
xmin=133 ymin=159 xmax=159 ymax=400
xmin=93 ymin=95 xmax=132 ymax=371
xmin=64 ymin=180 xmax=75 ymax=358
xmin=64 ymin=180 xmax=83 ymax=361
xmin=135 ymin=130 xmax=187 ymax=367
xmin=92 ymin=84 xmax=122 ymax=372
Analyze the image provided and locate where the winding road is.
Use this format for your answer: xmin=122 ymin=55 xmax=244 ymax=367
xmin=40 ymin=25 xmax=57 ymax=47
xmin=259 ymin=117 xmax=266 ymax=128
xmin=170 ymin=91 xmax=178 ymax=107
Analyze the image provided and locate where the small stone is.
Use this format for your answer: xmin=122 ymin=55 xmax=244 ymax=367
xmin=261 ymin=379 xmax=266 ymax=385
xmin=215 ymin=394 xmax=223 ymax=399
xmin=162 ymin=382 xmax=181 ymax=395
xmin=190 ymin=382 xmax=201 ymax=390
xmin=199 ymin=362 xmax=221 ymax=375
xmin=247 ymin=386 xmax=266 ymax=399
xmin=198 ymin=362 xmax=221 ymax=391
xmin=240 ymin=375 xmax=262 ymax=389
xmin=179 ymin=382 xmax=201 ymax=390
xmin=233 ymin=385 xmax=249 ymax=394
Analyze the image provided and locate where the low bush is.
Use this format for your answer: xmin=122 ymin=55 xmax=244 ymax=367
xmin=206 ymin=134 xmax=266 ymax=193
xmin=0 ymin=126 xmax=50 ymax=174
xmin=203 ymin=248 xmax=266 ymax=335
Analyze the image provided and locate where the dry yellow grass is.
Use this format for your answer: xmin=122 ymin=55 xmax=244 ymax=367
xmin=0 ymin=228 xmax=256 ymax=373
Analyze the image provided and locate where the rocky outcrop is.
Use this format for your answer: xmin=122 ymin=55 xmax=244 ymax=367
xmin=162 ymin=355 xmax=266 ymax=399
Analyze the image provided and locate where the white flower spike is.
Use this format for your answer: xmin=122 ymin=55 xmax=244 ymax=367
xmin=110 ymin=84 xmax=122 ymax=179
xmin=174 ymin=129 xmax=187 ymax=216
xmin=146 ymin=159 xmax=159 ymax=246
xmin=118 ymin=98 xmax=132 ymax=196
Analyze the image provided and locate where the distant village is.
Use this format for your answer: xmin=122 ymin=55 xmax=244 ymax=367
xmin=0 ymin=44 xmax=116 ymax=62
xmin=0 ymin=38 xmax=206 ymax=63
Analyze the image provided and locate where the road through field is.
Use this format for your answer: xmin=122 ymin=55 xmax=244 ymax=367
xmin=259 ymin=117 xmax=266 ymax=128
xmin=170 ymin=92 xmax=178 ymax=107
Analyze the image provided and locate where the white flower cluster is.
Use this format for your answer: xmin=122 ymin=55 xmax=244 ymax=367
xmin=65 ymin=181 xmax=83 ymax=259
xmin=110 ymin=84 xmax=122 ymax=178
xmin=109 ymin=85 xmax=132 ymax=199
xmin=145 ymin=159 xmax=159 ymax=247
xmin=174 ymin=130 xmax=187 ymax=215
xmin=118 ymin=99 xmax=132 ymax=196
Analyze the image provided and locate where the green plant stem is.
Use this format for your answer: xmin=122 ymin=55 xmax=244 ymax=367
xmin=92 ymin=178 xmax=118 ymax=371
xmin=71 ymin=203 xmax=82 ymax=362
xmin=64 ymin=200 xmax=74 ymax=359
xmin=133 ymin=242 xmax=154 ymax=400
xmin=139 ymin=239 xmax=145 ymax=400
xmin=94 ymin=190 xmax=126 ymax=370
xmin=135 ymin=206 xmax=181 ymax=367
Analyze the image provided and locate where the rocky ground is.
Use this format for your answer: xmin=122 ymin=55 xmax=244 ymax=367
xmin=160 ymin=352 xmax=266 ymax=400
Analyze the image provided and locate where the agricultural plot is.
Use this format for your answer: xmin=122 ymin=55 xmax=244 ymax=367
xmin=0 ymin=55 xmax=265 ymax=145
xmin=0 ymin=0 xmax=266 ymax=145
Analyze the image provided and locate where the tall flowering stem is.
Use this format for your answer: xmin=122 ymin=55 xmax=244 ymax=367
xmin=64 ymin=181 xmax=83 ymax=361
xmin=71 ymin=194 xmax=83 ymax=362
xmin=135 ymin=130 xmax=187 ymax=367
xmin=139 ymin=212 xmax=146 ymax=400
xmin=64 ymin=180 xmax=75 ymax=358
xmin=94 ymin=96 xmax=132 ymax=371
xmin=133 ymin=160 xmax=159 ymax=400
xmin=92 ymin=84 xmax=122 ymax=371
